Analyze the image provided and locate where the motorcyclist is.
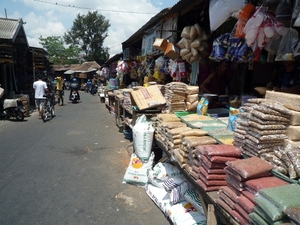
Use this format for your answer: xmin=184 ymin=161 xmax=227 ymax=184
xmin=69 ymin=78 xmax=81 ymax=102
xmin=86 ymin=79 xmax=92 ymax=90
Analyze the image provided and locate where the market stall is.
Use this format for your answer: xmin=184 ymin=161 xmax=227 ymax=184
xmin=120 ymin=88 xmax=300 ymax=225
xmin=101 ymin=1 xmax=300 ymax=224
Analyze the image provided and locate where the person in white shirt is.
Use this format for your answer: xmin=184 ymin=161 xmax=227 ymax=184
xmin=33 ymin=76 xmax=49 ymax=119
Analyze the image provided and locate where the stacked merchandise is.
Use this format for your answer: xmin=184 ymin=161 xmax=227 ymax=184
xmin=153 ymin=113 xmax=188 ymax=152
xmin=234 ymin=95 xmax=300 ymax=181
xmin=146 ymin=161 xmax=207 ymax=225
xmin=163 ymin=82 xmax=200 ymax=113
xmin=176 ymin=23 xmax=209 ymax=64
xmin=251 ymin=184 xmax=300 ymax=225
xmin=218 ymin=156 xmax=287 ymax=225
xmin=193 ymin=145 xmax=242 ymax=192
xmin=172 ymin=129 xmax=214 ymax=172
xmin=233 ymin=98 xmax=291 ymax=157
xmin=263 ymin=91 xmax=300 ymax=181
xmin=164 ymin=82 xmax=187 ymax=112
xmin=185 ymin=85 xmax=200 ymax=112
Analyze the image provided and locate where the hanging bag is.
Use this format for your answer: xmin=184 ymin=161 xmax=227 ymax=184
xmin=275 ymin=28 xmax=299 ymax=61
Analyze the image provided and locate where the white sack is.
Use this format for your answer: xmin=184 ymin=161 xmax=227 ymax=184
xmin=122 ymin=152 xmax=154 ymax=187
xmin=133 ymin=115 xmax=155 ymax=162
xmin=209 ymin=0 xmax=245 ymax=32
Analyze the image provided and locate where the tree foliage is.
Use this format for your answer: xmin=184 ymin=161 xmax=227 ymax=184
xmin=64 ymin=11 xmax=110 ymax=65
xmin=39 ymin=36 xmax=81 ymax=65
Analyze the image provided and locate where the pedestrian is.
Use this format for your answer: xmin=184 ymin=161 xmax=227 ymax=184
xmin=33 ymin=76 xmax=49 ymax=119
xmin=56 ymin=76 xmax=64 ymax=106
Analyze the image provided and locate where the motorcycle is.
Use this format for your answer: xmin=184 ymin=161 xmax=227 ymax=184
xmin=90 ymin=85 xmax=98 ymax=95
xmin=70 ymin=90 xmax=79 ymax=103
xmin=2 ymin=98 xmax=25 ymax=121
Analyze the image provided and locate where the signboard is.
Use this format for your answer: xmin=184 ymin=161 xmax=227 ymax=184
xmin=78 ymin=73 xmax=87 ymax=78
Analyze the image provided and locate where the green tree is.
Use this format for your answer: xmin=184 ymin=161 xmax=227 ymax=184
xmin=39 ymin=36 xmax=81 ymax=64
xmin=64 ymin=11 xmax=110 ymax=64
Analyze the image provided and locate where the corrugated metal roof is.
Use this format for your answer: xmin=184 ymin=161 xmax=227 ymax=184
xmin=0 ymin=18 xmax=21 ymax=39
xmin=0 ymin=17 xmax=28 ymax=46
xmin=75 ymin=61 xmax=100 ymax=71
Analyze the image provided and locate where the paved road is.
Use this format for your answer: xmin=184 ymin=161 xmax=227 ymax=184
xmin=0 ymin=91 xmax=171 ymax=225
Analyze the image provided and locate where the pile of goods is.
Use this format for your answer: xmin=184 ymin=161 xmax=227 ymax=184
xmin=218 ymin=156 xmax=289 ymax=224
xmin=193 ymin=144 xmax=242 ymax=191
xmin=176 ymin=23 xmax=209 ymax=64
xmin=163 ymin=82 xmax=199 ymax=112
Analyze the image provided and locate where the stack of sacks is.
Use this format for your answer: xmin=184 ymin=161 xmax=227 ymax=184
xmin=222 ymin=156 xmax=274 ymax=224
xmin=146 ymin=161 xmax=186 ymax=216
xmin=176 ymin=23 xmax=209 ymax=64
xmin=263 ymin=92 xmax=300 ymax=181
xmin=163 ymin=177 xmax=193 ymax=205
xmin=193 ymin=144 xmax=242 ymax=192
xmin=160 ymin=121 xmax=187 ymax=152
xmin=233 ymin=98 xmax=291 ymax=157
xmin=154 ymin=113 xmax=181 ymax=150
xmin=146 ymin=161 xmax=207 ymax=225
xmin=243 ymin=176 xmax=289 ymax=204
xmin=174 ymin=135 xmax=217 ymax=173
xmin=173 ymin=129 xmax=209 ymax=172
xmin=166 ymin=126 xmax=192 ymax=155
xmin=251 ymin=184 xmax=300 ymax=225
xmin=217 ymin=186 xmax=239 ymax=216
xmin=185 ymin=85 xmax=199 ymax=112
xmin=147 ymin=161 xmax=186 ymax=188
xmin=164 ymin=82 xmax=187 ymax=112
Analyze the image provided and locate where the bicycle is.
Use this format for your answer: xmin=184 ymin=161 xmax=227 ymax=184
xmin=40 ymin=93 xmax=55 ymax=122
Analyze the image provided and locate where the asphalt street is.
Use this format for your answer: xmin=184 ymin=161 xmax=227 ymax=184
xmin=0 ymin=91 xmax=171 ymax=225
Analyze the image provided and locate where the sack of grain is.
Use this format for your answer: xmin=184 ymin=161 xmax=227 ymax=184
xmin=265 ymin=91 xmax=300 ymax=112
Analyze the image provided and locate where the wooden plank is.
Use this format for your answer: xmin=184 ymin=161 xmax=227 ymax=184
xmin=197 ymin=190 xmax=207 ymax=217
xmin=207 ymin=204 xmax=217 ymax=225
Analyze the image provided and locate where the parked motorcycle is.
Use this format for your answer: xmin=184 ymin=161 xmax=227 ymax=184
xmin=2 ymin=97 xmax=25 ymax=121
xmin=70 ymin=90 xmax=79 ymax=103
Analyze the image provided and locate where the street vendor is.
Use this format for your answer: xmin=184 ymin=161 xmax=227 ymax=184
xmin=199 ymin=60 xmax=230 ymax=95
xmin=269 ymin=59 xmax=300 ymax=94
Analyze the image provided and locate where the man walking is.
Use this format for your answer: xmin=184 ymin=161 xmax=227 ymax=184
xmin=33 ymin=76 xmax=49 ymax=119
xmin=56 ymin=76 xmax=64 ymax=106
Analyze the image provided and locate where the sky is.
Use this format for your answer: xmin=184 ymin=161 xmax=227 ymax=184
xmin=1 ymin=0 xmax=179 ymax=58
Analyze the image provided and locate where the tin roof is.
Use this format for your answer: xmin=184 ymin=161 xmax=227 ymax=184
xmin=75 ymin=61 xmax=100 ymax=72
xmin=0 ymin=17 xmax=28 ymax=46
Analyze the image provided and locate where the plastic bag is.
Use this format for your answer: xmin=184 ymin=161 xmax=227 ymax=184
xmin=275 ymin=0 xmax=293 ymax=20
xmin=275 ymin=28 xmax=299 ymax=61
xmin=196 ymin=97 xmax=209 ymax=115
xmin=132 ymin=115 xmax=155 ymax=162
xmin=209 ymin=0 xmax=245 ymax=32
xmin=228 ymin=107 xmax=240 ymax=131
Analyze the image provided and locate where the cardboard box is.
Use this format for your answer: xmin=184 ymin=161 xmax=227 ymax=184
xmin=153 ymin=38 xmax=168 ymax=51
xmin=164 ymin=42 xmax=180 ymax=60
xmin=130 ymin=85 xmax=166 ymax=110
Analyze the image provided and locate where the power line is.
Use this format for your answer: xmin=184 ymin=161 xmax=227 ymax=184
xmin=33 ymin=0 xmax=157 ymax=14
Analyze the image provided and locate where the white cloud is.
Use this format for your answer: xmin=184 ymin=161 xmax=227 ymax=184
xmin=23 ymin=0 xmax=160 ymax=56
xmin=3 ymin=0 xmax=175 ymax=59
